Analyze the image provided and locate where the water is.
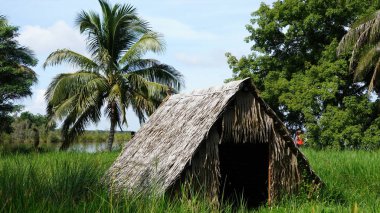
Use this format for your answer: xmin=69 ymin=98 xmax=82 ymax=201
xmin=67 ymin=142 xmax=123 ymax=153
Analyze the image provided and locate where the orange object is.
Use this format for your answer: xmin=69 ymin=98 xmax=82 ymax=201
xmin=295 ymin=130 xmax=304 ymax=146
xmin=296 ymin=135 xmax=304 ymax=146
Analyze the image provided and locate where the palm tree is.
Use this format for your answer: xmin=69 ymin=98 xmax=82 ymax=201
xmin=337 ymin=11 xmax=380 ymax=93
xmin=44 ymin=0 xmax=184 ymax=151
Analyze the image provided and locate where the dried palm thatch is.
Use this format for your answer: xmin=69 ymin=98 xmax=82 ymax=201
xmin=105 ymin=78 xmax=322 ymax=205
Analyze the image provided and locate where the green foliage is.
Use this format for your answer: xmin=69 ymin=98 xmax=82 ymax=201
xmin=0 ymin=115 xmax=132 ymax=153
xmin=74 ymin=130 xmax=131 ymax=144
xmin=0 ymin=112 xmax=52 ymax=147
xmin=44 ymin=0 xmax=184 ymax=151
xmin=227 ymin=0 xmax=380 ymax=149
xmin=363 ymin=117 xmax=380 ymax=149
xmin=0 ymin=16 xmax=37 ymax=133
xmin=303 ymin=149 xmax=380 ymax=208
xmin=314 ymin=96 xmax=379 ymax=149
xmin=18 ymin=111 xmax=54 ymax=128
xmin=1 ymin=150 xmax=379 ymax=212
xmin=246 ymin=0 xmax=379 ymax=61
xmin=0 ymin=152 xmax=116 ymax=211
xmin=0 ymin=152 xmax=224 ymax=212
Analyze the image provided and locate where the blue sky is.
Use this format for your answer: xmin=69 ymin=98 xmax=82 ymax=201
xmin=1 ymin=0 xmax=275 ymax=131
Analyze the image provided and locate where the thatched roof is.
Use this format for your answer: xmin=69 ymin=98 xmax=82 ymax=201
xmin=106 ymin=78 xmax=321 ymax=198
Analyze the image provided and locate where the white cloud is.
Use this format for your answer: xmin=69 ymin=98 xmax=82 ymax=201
xmin=174 ymin=50 xmax=227 ymax=67
xmin=175 ymin=53 xmax=205 ymax=66
xmin=17 ymin=21 xmax=87 ymax=56
xmin=147 ymin=17 xmax=217 ymax=40
xmin=22 ymin=88 xmax=47 ymax=115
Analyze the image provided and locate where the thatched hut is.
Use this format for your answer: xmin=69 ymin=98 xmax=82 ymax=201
xmin=106 ymin=78 xmax=321 ymax=206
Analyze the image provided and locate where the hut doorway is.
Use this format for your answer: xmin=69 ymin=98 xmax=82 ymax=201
xmin=219 ymin=142 xmax=269 ymax=207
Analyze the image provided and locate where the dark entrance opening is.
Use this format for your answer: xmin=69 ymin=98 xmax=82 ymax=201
xmin=219 ymin=142 xmax=269 ymax=208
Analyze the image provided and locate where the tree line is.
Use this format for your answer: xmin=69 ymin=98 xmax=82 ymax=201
xmin=0 ymin=111 xmax=132 ymax=153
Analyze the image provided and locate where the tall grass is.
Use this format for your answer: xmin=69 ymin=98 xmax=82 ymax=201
xmin=0 ymin=149 xmax=379 ymax=212
xmin=301 ymin=149 xmax=380 ymax=212
xmin=255 ymin=149 xmax=380 ymax=212
xmin=0 ymin=152 xmax=115 ymax=212
xmin=0 ymin=152 xmax=230 ymax=212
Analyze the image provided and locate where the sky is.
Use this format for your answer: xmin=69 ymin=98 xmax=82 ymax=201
xmin=1 ymin=0 xmax=275 ymax=131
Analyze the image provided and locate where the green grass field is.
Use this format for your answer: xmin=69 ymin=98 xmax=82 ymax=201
xmin=0 ymin=149 xmax=379 ymax=212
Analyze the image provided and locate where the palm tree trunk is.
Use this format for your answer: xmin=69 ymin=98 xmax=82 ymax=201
xmin=108 ymin=103 xmax=117 ymax=151
xmin=108 ymin=120 xmax=116 ymax=151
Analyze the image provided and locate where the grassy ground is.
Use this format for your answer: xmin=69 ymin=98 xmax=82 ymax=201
xmin=257 ymin=149 xmax=380 ymax=212
xmin=0 ymin=149 xmax=379 ymax=212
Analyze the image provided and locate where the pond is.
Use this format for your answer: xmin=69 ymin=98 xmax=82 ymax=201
xmin=67 ymin=142 xmax=124 ymax=153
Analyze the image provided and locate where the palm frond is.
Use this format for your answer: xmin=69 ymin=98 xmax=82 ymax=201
xmin=119 ymin=32 xmax=165 ymax=64
xmin=125 ymin=73 xmax=168 ymax=99
xmin=107 ymin=75 xmax=130 ymax=125
xmin=129 ymin=92 xmax=157 ymax=123
xmin=45 ymin=72 xmax=108 ymax=130
xmin=123 ymin=73 xmax=170 ymax=123
xmin=76 ymin=10 xmax=105 ymax=63
xmin=337 ymin=11 xmax=380 ymax=56
xmin=0 ymin=15 xmax=6 ymax=24
xmin=116 ymin=77 xmax=130 ymax=125
xmin=99 ymin=0 xmax=112 ymax=20
xmin=45 ymin=71 xmax=108 ymax=104
xmin=338 ymin=10 xmax=380 ymax=92
xmin=49 ymin=94 xmax=78 ymax=121
xmin=347 ymin=27 xmax=372 ymax=71
xmin=369 ymin=59 xmax=380 ymax=92
xmin=43 ymin=49 xmax=99 ymax=71
xmin=369 ymin=16 xmax=380 ymax=44
xmin=46 ymin=71 xmax=107 ymax=147
xmin=104 ymin=99 xmax=123 ymax=129
xmin=128 ymin=61 xmax=184 ymax=91
xmin=354 ymin=44 xmax=380 ymax=80
xmin=121 ymin=58 xmax=160 ymax=71
xmin=60 ymin=93 xmax=104 ymax=149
